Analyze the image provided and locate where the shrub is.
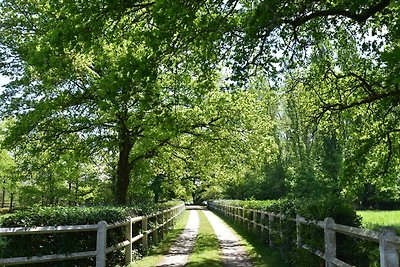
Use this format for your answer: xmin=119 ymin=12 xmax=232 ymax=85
xmin=0 ymin=201 xmax=182 ymax=266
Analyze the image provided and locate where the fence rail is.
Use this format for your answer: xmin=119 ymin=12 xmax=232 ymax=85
xmin=208 ymin=202 xmax=400 ymax=267
xmin=0 ymin=203 xmax=185 ymax=266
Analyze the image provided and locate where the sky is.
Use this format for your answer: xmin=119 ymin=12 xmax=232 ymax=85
xmin=0 ymin=74 xmax=10 ymax=94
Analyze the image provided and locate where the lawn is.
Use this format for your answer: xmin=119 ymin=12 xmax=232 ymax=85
xmin=357 ymin=210 xmax=400 ymax=233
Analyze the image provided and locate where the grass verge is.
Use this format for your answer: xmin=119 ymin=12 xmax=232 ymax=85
xmin=130 ymin=209 xmax=190 ymax=267
xmin=186 ymin=210 xmax=222 ymax=267
xmin=214 ymin=212 xmax=290 ymax=267
xmin=357 ymin=210 xmax=400 ymax=233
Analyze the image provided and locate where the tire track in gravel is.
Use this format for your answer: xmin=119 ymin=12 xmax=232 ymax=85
xmin=157 ymin=208 xmax=200 ymax=267
xmin=203 ymin=210 xmax=253 ymax=267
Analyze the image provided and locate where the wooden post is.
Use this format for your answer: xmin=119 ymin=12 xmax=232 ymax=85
xmin=324 ymin=218 xmax=336 ymax=267
xmin=166 ymin=210 xmax=170 ymax=229
xmin=296 ymin=215 xmax=301 ymax=247
xmin=260 ymin=212 xmax=265 ymax=235
xmin=96 ymin=221 xmax=107 ymax=267
xmin=125 ymin=217 xmax=132 ymax=265
xmin=235 ymin=207 xmax=238 ymax=224
xmin=142 ymin=216 xmax=148 ymax=252
xmin=153 ymin=215 xmax=158 ymax=245
xmin=380 ymin=228 xmax=399 ymax=267
xmin=268 ymin=214 xmax=274 ymax=247
xmin=253 ymin=211 xmax=257 ymax=233
xmin=247 ymin=210 xmax=251 ymax=231
xmin=160 ymin=211 xmax=165 ymax=239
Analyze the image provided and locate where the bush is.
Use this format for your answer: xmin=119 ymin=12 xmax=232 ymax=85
xmin=0 ymin=201 xmax=182 ymax=267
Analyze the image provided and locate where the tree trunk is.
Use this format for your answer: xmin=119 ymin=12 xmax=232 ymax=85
xmin=75 ymin=181 xmax=79 ymax=206
xmin=9 ymin=192 xmax=14 ymax=211
xmin=115 ymin=131 xmax=133 ymax=205
xmin=68 ymin=182 xmax=72 ymax=206
xmin=1 ymin=187 xmax=5 ymax=208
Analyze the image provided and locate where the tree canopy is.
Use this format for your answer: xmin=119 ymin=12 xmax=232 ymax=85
xmin=0 ymin=0 xmax=399 ymax=207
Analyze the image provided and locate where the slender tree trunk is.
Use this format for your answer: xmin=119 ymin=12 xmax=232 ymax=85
xmin=68 ymin=182 xmax=72 ymax=206
xmin=9 ymin=192 xmax=13 ymax=211
xmin=1 ymin=187 xmax=5 ymax=208
xmin=115 ymin=129 xmax=133 ymax=205
xmin=75 ymin=182 xmax=79 ymax=206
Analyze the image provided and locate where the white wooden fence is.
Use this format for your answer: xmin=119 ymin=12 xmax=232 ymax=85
xmin=0 ymin=203 xmax=185 ymax=266
xmin=209 ymin=202 xmax=400 ymax=267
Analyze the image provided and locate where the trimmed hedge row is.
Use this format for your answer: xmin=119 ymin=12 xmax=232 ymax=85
xmin=0 ymin=201 xmax=182 ymax=267
xmin=214 ymin=197 xmax=377 ymax=267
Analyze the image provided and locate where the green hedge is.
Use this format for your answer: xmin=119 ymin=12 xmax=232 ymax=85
xmin=0 ymin=201 xmax=182 ymax=267
xmin=213 ymin=197 xmax=375 ymax=267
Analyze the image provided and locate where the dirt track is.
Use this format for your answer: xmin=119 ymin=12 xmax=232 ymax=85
xmin=157 ymin=206 xmax=253 ymax=267
xmin=156 ymin=209 xmax=199 ymax=267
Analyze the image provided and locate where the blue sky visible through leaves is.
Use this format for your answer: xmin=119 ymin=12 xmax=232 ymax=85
xmin=0 ymin=74 xmax=9 ymax=94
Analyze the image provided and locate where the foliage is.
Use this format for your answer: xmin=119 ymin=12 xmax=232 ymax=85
xmin=0 ymin=0 xmax=399 ymax=215
xmin=0 ymin=206 xmax=129 ymax=266
xmin=0 ymin=0 xmax=277 ymax=205
xmin=215 ymin=199 xmax=277 ymax=210
xmin=0 ymin=201 xmax=182 ymax=266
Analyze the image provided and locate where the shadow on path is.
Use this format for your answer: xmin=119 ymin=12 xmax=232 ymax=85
xmin=156 ymin=209 xmax=199 ymax=267
xmin=203 ymin=210 xmax=253 ymax=267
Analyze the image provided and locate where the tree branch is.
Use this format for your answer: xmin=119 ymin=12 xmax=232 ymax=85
xmin=284 ymin=0 xmax=391 ymax=26
xmin=322 ymin=88 xmax=400 ymax=112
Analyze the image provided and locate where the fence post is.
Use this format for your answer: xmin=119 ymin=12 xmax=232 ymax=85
xmin=296 ymin=215 xmax=301 ymax=247
xmin=166 ymin=210 xmax=171 ymax=229
xmin=125 ymin=217 xmax=132 ymax=265
xmin=153 ymin=214 xmax=159 ymax=245
xmin=96 ymin=221 xmax=107 ymax=267
xmin=324 ymin=217 xmax=336 ymax=267
xmin=253 ymin=211 xmax=257 ymax=233
xmin=142 ymin=216 xmax=148 ymax=252
xmin=160 ymin=211 xmax=165 ymax=239
xmin=260 ymin=212 xmax=265 ymax=235
xmin=247 ymin=210 xmax=251 ymax=231
xmin=380 ymin=228 xmax=399 ymax=267
xmin=268 ymin=214 xmax=274 ymax=247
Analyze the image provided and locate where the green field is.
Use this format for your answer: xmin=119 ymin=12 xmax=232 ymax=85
xmin=357 ymin=210 xmax=400 ymax=233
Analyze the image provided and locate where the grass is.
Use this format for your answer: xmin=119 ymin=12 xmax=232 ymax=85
xmin=214 ymin=213 xmax=289 ymax=267
xmin=357 ymin=210 xmax=400 ymax=233
xmin=130 ymin=209 xmax=190 ymax=267
xmin=186 ymin=210 xmax=222 ymax=267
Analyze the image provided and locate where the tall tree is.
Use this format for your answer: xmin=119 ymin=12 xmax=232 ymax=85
xmin=0 ymin=0 xmax=271 ymax=204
